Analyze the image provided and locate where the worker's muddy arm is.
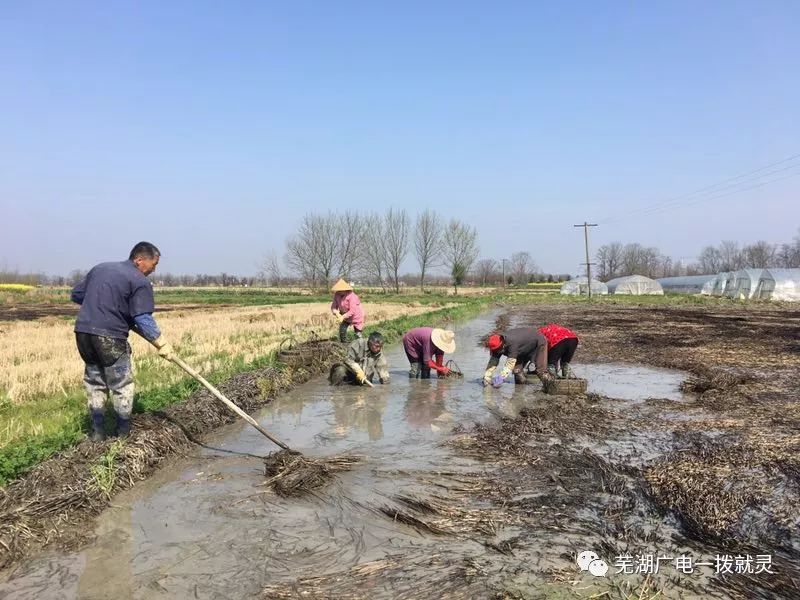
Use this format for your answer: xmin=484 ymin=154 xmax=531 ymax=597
xmin=483 ymin=355 xmax=500 ymax=384
xmin=532 ymin=334 xmax=548 ymax=375
xmin=375 ymin=355 xmax=390 ymax=384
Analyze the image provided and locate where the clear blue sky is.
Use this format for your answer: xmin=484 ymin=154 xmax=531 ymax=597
xmin=2 ymin=1 xmax=798 ymax=276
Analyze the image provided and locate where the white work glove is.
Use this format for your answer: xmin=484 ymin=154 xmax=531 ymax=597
xmin=152 ymin=335 xmax=175 ymax=361
xmin=352 ymin=365 xmax=368 ymax=385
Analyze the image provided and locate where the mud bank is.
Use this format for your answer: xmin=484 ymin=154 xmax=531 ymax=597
xmin=0 ymin=339 xmax=344 ymax=571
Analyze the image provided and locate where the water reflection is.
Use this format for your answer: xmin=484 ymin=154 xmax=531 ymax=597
xmin=330 ymin=388 xmax=387 ymax=440
xmin=404 ymin=383 xmax=450 ymax=431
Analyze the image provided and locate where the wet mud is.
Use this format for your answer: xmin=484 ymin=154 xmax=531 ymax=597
xmin=2 ymin=302 xmax=800 ymax=599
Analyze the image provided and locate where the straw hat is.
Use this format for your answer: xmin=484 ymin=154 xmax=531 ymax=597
xmin=431 ymin=328 xmax=456 ymax=354
xmin=331 ymin=278 xmax=353 ymax=292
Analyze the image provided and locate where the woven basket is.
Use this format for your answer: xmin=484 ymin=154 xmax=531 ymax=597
xmin=543 ymin=378 xmax=588 ymax=396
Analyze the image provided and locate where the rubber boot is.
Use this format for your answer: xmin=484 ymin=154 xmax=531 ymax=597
xmin=547 ymin=365 xmax=559 ymax=379
xmin=117 ymin=417 xmax=131 ymax=438
xmin=90 ymin=410 xmax=106 ymax=442
xmin=561 ymin=364 xmax=575 ymax=379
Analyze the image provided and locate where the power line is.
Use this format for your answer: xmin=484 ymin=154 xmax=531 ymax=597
xmin=598 ymin=152 xmax=800 ymax=225
xmin=619 ymin=169 xmax=800 ymax=222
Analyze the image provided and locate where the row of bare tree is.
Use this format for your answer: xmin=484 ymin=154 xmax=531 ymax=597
xmin=596 ymin=231 xmax=800 ymax=280
xmin=269 ymin=209 xmax=480 ymax=292
xmin=696 ymin=235 xmax=800 ymax=273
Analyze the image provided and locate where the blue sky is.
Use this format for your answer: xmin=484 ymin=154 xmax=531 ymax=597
xmin=2 ymin=1 xmax=798 ymax=276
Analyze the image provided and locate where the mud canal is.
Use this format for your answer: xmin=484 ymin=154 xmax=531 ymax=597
xmin=2 ymin=304 xmax=800 ymax=599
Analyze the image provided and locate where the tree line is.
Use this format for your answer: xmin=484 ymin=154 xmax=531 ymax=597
xmin=270 ymin=209 xmax=483 ymax=293
xmin=596 ymin=230 xmax=800 ymax=280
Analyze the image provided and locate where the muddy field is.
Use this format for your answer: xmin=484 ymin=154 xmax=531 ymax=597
xmin=2 ymin=301 xmax=799 ymax=599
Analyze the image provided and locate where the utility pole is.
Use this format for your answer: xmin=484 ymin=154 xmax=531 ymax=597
xmin=574 ymin=222 xmax=598 ymax=298
xmin=501 ymin=258 xmax=507 ymax=289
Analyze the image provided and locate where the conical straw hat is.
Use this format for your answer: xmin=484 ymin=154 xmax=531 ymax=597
xmin=331 ymin=278 xmax=353 ymax=292
xmin=431 ymin=328 xmax=456 ymax=354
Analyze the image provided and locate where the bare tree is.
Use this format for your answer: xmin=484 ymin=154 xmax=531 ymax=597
xmin=718 ymin=240 xmax=743 ymax=271
xmin=336 ymin=211 xmax=365 ymax=281
xmin=743 ymin=240 xmax=775 ymax=268
xmin=508 ymin=252 xmax=534 ymax=285
xmin=285 ymin=212 xmax=339 ymax=290
xmin=776 ymin=241 xmax=800 ymax=268
xmin=414 ymin=209 xmax=443 ymax=291
xmin=361 ymin=212 xmax=388 ymax=291
xmin=697 ymin=246 xmax=721 ymax=274
xmin=68 ymin=269 xmax=87 ymax=286
xmin=596 ymin=242 xmax=623 ymax=279
xmin=384 ymin=208 xmax=410 ymax=293
xmin=260 ymin=252 xmax=283 ymax=286
xmin=443 ymin=219 xmax=479 ymax=294
xmin=474 ymin=258 xmax=498 ymax=287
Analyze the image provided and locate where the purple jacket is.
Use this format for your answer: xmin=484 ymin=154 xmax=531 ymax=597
xmin=331 ymin=291 xmax=365 ymax=329
xmin=402 ymin=327 xmax=443 ymax=364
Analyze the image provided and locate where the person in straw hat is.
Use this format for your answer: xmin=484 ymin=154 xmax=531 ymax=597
xmin=402 ymin=327 xmax=456 ymax=379
xmin=330 ymin=278 xmax=365 ymax=342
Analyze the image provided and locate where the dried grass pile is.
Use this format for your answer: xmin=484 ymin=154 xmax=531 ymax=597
xmin=263 ymin=449 xmax=360 ymax=497
xmin=644 ymin=431 xmax=800 ymax=545
xmin=262 ymin=553 xmax=494 ymax=599
xmin=374 ymin=492 xmax=516 ymax=538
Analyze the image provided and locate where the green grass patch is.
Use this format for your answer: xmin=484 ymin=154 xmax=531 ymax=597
xmin=89 ymin=440 xmax=125 ymax=498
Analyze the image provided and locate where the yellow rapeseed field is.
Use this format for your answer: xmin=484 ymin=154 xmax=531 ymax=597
xmin=0 ymin=302 xmax=432 ymax=405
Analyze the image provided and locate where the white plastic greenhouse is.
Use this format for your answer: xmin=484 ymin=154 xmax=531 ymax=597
xmin=706 ymin=272 xmax=732 ymax=296
xmin=754 ymin=268 xmax=800 ymax=301
xmin=560 ymin=276 xmax=609 ymax=296
xmin=656 ymin=275 xmax=715 ymax=295
xmin=726 ymin=269 xmax=764 ymax=300
xmin=722 ymin=272 xmax=738 ymax=296
xmin=606 ymin=275 xmax=664 ymax=295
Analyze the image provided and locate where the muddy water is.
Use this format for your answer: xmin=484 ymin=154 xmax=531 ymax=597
xmin=1 ymin=313 xmax=697 ymax=599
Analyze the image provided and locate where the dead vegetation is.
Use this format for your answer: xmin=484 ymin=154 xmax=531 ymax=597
xmin=263 ymin=449 xmax=360 ymax=497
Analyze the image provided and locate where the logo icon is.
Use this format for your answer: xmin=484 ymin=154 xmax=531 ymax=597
xmin=577 ymin=550 xmax=609 ymax=577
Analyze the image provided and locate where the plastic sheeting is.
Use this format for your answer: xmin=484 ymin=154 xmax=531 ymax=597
xmin=727 ymin=269 xmax=764 ymax=300
xmin=560 ymin=276 xmax=609 ymax=296
xmin=710 ymin=272 xmax=731 ymax=296
xmin=656 ymin=275 xmax=715 ymax=295
xmin=754 ymin=268 xmax=800 ymax=301
xmin=606 ymin=275 xmax=664 ymax=295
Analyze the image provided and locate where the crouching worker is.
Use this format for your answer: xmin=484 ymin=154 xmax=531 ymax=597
xmin=71 ymin=242 xmax=175 ymax=441
xmin=402 ymin=327 xmax=456 ymax=379
xmin=538 ymin=323 xmax=579 ymax=379
xmin=330 ymin=278 xmax=365 ymax=342
xmin=329 ymin=332 xmax=390 ymax=386
xmin=483 ymin=327 xmax=554 ymax=387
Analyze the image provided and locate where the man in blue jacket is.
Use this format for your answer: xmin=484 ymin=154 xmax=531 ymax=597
xmin=71 ymin=242 xmax=174 ymax=441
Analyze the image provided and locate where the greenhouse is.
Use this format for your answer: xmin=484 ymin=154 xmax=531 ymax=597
xmin=726 ymin=269 xmax=764 ymax=300
xmin=656 ymin=275 xmax=715 ymax=295
xmin=754 ymin=268 xmax=800 ymax=301
xmin=722 ymin=272 xmax=738 ymax=296
xmin=708 ymin=272 xmax=731 ymax=296
xmin=560 ymin=276 xmax=608 ymax=296
xmin=606 ymin=275 xmax=664 ymax=295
